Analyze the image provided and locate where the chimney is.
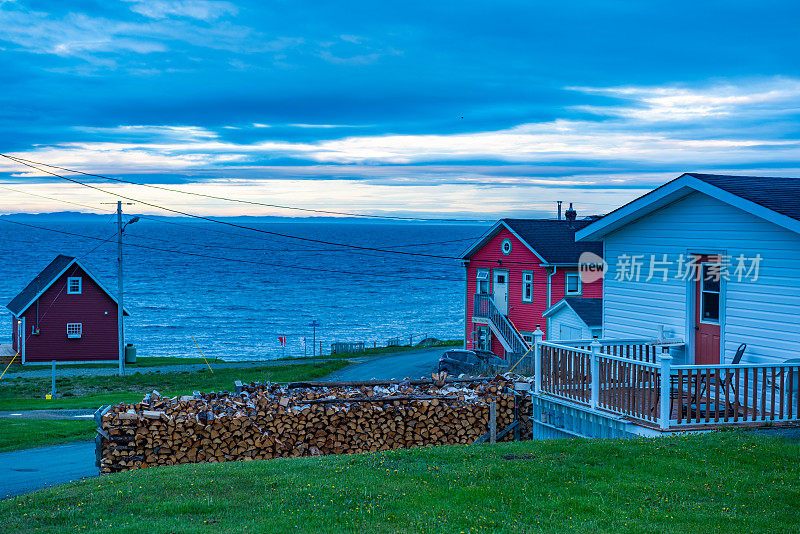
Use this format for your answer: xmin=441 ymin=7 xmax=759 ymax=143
xmin=565 ymin=202 xmax=577 ymax=228
xmin=557 ymin=201 xmax=563 ymax=220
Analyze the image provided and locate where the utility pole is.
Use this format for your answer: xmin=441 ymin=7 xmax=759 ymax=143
xmin=115 ymin=202 xmax=138 ymax=376
xmin=308 ymin=320 xmax=321 ymax=358
xmin=117 ymin=202 xmax=124 ymax=376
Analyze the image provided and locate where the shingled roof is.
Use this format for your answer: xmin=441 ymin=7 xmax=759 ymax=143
xmin=563 ymin=297 xmax=602 ymax=327
xmin=6 ymin=255 xmax=127 ymax=316
xmin=500 ymin=219 xmax=603 ymax=264
xmin=687 ymin=173 xmax=800 ymax=221
xmin=7 ymin=255 xmax=77 ymax=316
xmin=462 ymin=218 xmax=603 ymax=263
xmin=543 ymin=297 xmax=603 ymax=328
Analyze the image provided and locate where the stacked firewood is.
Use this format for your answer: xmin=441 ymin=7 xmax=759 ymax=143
xmin=98 ymin=375 xmax=533 ymax=473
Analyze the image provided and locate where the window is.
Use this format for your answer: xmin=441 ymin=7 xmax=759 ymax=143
xmin=66 ymin=323 xmax=82 ymax=338
xmin=474 ymin=325 xmax=491 ymax=351
xmin=67 ymin=277 xmax=82 ymax=294
xmin=501 ymin=238 xmax=512 ymax=255
xmin=521 ymin=332 xmax=534 ymax=345
xmin=476 ymin=269 xmax=490 ymax=294
xmin=521 ymin=272 xmax=533 ymax=302
xmin=700 ymin=263 xmax=720 ymax=323
xmin=565 ymin=272 xmax=582 ymax=296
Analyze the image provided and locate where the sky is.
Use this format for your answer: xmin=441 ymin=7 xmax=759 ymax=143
xmin=1 ymin=0 xmax=800 ymax=219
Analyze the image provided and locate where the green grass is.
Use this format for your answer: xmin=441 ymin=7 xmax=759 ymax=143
xmin=0 ymin=419 xmax=95 ymax=453
xmin=282 ymin=339 xmax=463 ymax=361
xmin=18 ymin=356 xmax=231 ymax=371
xmin=0 ymin=361 xmax=348 ymax=411
xmin=1 ymin=432 xmax=798 ymax=532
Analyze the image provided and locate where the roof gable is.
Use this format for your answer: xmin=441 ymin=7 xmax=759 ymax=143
xmin=543 ymin=297 xmax=602 ymax=327
xmin=576 ymin=173 xmax=800 ymax=241
xmin=461 ymin=219 xmax=603 ymax=264
xmin=6 ymin=255 xmax=128 ymax=316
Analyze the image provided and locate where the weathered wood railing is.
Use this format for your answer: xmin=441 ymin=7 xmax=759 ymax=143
xmin=670 ymin=363 xmax=800 ymax=426
xmin=540 ymin=343 xmax=591 ymax=404
xmin=596 ymin=352 xmax=662 ymax=425
xmin=533 ymin=334 xmax=800 ymax=430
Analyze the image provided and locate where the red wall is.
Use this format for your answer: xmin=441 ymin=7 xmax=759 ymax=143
xmin=465 ymin=227 xmax=603 ymax=358
xmin=19 ymin=265 xmax=120 ymax=362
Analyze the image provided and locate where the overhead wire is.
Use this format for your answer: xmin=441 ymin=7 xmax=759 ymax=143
xmin=0 ymin=218 xmax=465 ymax=282
xmin=0 ymin=154 xmax=490 ymax=222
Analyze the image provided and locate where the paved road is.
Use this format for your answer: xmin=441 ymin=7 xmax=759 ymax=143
xmin=323 ymin=347 xmax=445 ymax=381
xmin=2 ymin=358 xmax=336 ymax=380
xmin=0 ymin=441 xmax=97 ymax=499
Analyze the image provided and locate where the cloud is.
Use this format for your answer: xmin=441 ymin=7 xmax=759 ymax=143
xmin=124 ymin=0 xmax=238 ymax=21
xmin=570 ymin=78 xmax=800 ymax=122
xmin=0 ymin=2 xmax=272 ymax=64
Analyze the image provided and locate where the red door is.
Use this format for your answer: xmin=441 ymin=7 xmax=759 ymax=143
xmin=694 ymin=255 xmax=721 ymax=365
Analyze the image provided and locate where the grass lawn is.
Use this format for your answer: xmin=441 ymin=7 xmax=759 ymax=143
xmin=282 ymin=339 xmax=463 ymax=361
xmin=0 ymin=361 xmax=347 ymax=411
xmin=0 ymin=419 xmax=95 ymax=453
xmin=17 ymin=356 xmax=232 ymax=371
xmin=2 ymin=432 xmax=798 ymax=533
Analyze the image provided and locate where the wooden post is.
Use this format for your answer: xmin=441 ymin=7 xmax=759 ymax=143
xmin=659 ymin=354 xmax=673 ymax=430
xmin=590 ymin=339 xmax=601 ymax=410
xmin=533 ymin=325 xmax=544 ymax=394
xmin=489 ymin=400 xmax=497 ymax=443
xmin=51 ymin=360 xmax=56 ymax=398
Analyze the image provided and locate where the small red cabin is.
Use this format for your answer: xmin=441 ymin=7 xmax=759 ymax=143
xmin=6 ymin=255 xmax=128 ymax=364
xmin=461 ymin=218 xmax=603 ymax=359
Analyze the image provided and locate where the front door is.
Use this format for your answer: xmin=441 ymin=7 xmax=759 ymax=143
xmin=694 ymin=256 xmax=721 ymax=365
xmin=493 ymin=270 xmax=509 ymax=315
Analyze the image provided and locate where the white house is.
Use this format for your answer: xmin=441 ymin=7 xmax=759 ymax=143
xmin=575 ymin=173 xmax=800 ymax=367
xmin=542 ymin=297 xmax=602 ymax=341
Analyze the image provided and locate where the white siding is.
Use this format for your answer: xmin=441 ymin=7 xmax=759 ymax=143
xmin=547 ymin=306 xmax=591 ymax=341
xmin=603 ymin=191 xmax=800 ymax=365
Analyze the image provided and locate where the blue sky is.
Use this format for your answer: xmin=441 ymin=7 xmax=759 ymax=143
xmin=1 ymin=0 xmax=800 ymax=218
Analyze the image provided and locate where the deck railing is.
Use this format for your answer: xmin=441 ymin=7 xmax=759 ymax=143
xmin=533 ymin=336 xmax=800 ymax=430
xmin=670 ymin=363 xmax=800 ymax=426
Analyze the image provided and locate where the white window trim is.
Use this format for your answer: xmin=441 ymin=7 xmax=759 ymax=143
xmin=67 ymin=277 xmax=82 ymax=295
xmin=521 ymin=271 xmax=533 ymax=302
xmin=501 ymin=238 xmax=512 ymax=255
xmin=66 ymin=323 xmax=83 ymax=339
xmin=476 ymin=269 xmax=490 ymax=295
xmin=565 ymin=272 xmax=582 ymax=296
xmin=699 ymin=262 xmax=721 ymax=325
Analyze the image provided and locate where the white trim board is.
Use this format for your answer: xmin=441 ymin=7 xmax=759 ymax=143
xmin=575 ymin=174 xmax=800 ymax=242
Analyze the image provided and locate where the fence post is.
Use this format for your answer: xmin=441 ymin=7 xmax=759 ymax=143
xmin=533 ymin=325 xmax=544 ymax=394
xmin=590 ymin=339 xmax=601 ymax=411
xmin=659 ymin=354 xmax=673 ymax=430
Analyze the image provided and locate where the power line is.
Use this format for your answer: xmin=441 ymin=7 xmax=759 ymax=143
xmin=1 ymin=155 xmax=475 ymax=261
xmin=0 ymin=157 xmax=585 ymax=267
xmin=1 ymin=154 xmax=490 ymax=222
xmin=0 ymin=180 xmax=477 ymax=265
xmin=0 ymin=218 xmax=465 ymax=282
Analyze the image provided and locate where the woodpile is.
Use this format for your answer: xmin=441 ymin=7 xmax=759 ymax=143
xmin=98 ymin=375 xmax=533 ymax=473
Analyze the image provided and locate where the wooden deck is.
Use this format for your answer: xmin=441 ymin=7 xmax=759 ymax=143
xmin=538 ymin=342 xmax=800 ymax=431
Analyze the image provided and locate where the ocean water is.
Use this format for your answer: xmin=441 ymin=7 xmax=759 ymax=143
xmin=0 ymin=216 xmax=486 ymax=361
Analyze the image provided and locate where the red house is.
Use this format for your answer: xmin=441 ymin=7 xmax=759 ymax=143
xmin=461 ymin=215 xmax=603 ymax=359
xmin=7 ymin=255 xmax=128 ymax=364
